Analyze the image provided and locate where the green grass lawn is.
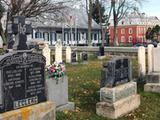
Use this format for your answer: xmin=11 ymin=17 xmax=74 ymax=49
xmin=56 ymin=56 xmax=160 ymax=120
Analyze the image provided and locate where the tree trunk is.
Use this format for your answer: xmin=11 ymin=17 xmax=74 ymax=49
xmin=113 ymin=23 xmax=119 ymax=46
xmin=88 ymin=0 xmax=92 ymax=46
xmin=97 ymin=0 xmax=104 ymax=47
xmin=0 ymin=21 xmax=7 ymax=44
xmin=112 ymin=0 xmax=119 ymax=46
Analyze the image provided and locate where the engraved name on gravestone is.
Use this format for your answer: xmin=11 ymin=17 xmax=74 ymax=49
xmin=101 ymin=57 xmax=132 ymax=87
xmin=7 ymin=16 xmax=32 ymax=50
xmin=0 ymin=52 xmax=46 ymax=113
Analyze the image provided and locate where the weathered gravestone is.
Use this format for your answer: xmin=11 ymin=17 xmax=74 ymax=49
xmin=96 ymin=57 xmax=140 ymax=119
xmin=7 ymin=16 xmax=32 ymax=50
xmin=145 ymin=46 xmax=160 ymax=93
xmin=42 ymin=41 xmax=51 ymax=66
xmin=55 ymin=40 xmax=62 ymax=63
xmin=71 ymin=52 xmax=77 ymax=63
xmin=66 ymin=46 xmax=72 ymax=63
xmin=98 ymin=46 xmax=105 ymax=59
xmin=100 ymin=57 xmax=132 ymax=88
xmin=0 ymin=52 xmax=46 ymax=113
xmin=80 ymin=52 xmax=88 ymax=63
xmin=46 ymin=76 xmax=75 ymax=111
xmin=0 ymin=16 xmax=55 ymax=120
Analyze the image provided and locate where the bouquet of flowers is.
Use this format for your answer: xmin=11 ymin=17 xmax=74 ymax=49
xmin=47 ymin=62 xmax=65 ymax=83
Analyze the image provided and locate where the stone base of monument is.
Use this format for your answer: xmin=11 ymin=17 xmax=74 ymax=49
xmin=96 ymin=94 xmax=140 ymax=119
xmin=144 ymin=73 xmax=160 ymax=93
xmin=144 ymin=83 xmax=160 ymax=93
xmin=98 ymin=56 xmax=106 ymax=60
xmin=0 ymin=101 xmax=55 ymax=120
xmin=96 ymin=82 xmax=140 ymax=119
xmin=146 ymin=72 xmax=160 ymax=83
xmin=100 ymin=82 xmax=137 ymax=103
xmin=46 ymin=76 xmax=75 ymax=111
xmin=56 ymin=102 xmax=75 ymax=111
xmin=71 ymin=62 xmax=78 ymax=65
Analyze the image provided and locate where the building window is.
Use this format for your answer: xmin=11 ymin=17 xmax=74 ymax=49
xmin=121 ymin=36 xmax=125 ymax=42
xmin=121 ymin=29 xmax=125 ymax=34
xmin=35 ymin=32 xmax=42 ymax=38
xmin=129 ymin=28 xmax=133 ymax=34
xmin=128 ymin=36 xmax=132 ymax=42
xmin=73 ymin=32 xmax=75 ymax=41
xmin=43 ymin=32 xmax=49 ymax=41
xmin=51 ymin=32 xmax=56 ymax=41
xmin=94 ymin=33 xmax=97 ymax=41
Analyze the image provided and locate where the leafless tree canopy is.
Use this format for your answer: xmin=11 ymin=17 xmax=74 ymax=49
xmin=0 ymin=0 xmax=72 ymax=44
xmin=2 ymin=0 xmax=70 ymax=20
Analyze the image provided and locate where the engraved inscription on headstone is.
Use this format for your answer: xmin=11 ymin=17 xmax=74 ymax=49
xmin=101 ymin=57 xmax=131 ymax=87
xmin=0 ymin=52 xmax=46 ymax=113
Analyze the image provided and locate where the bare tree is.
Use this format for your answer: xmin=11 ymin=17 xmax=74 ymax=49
xmin=85 ymin=0 xmax=93 ymax=46
xmin=1 ymin=0 xmax=71 ymax=43
xmin=0 ymin=0 xmax=6 ymax=43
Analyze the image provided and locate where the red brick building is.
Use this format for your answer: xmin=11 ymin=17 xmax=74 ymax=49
xmin=109 ymin=13 xmax=160 ymax=45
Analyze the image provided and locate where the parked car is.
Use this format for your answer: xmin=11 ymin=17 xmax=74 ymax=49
xmin=133 ymin=42 xmax=148 ymax=47
xmin=148 ymin=41 xmax=159 ymax=47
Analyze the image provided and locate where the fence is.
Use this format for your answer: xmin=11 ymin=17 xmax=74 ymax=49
xmin=49 ymin=46 xmax=141 ymax=56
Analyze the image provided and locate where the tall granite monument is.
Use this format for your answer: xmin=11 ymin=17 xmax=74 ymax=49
xmin=0 ymin=16 xmax=47 ymax=113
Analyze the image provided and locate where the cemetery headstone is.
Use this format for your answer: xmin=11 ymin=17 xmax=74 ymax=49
xmin=80 ymin=52 xmax=88 ymax=63
xmin=138 ymin=46 xmax=146 ymax=76
xmin=145 ymin=46 xmax=160 ymax=93
xmin=99 ymin=46 xmax=104 ymax=56
xmin=7 ymin=16 xmax=32 ymax=50
xmin=96 ymin=56 xmax=140 ymax=119
xmin=46 ymin=63 xmax=75 ymax=111
xmin=0 ymin=52 xmax=47 ymax=113
xmin=71 ymin=51 xmax=77 ymax=63
xmin=101 ymin=57 xmax=132 ymax=88
xmin=66 ymin=46 xmax=72 ymax=63
xmin=55 ymin=40 xmax=62 ymax=63
xmin=0 ymin=16 xmax=47 ymax=113
xmin=98 ymin=46 xmax=106 ymax=59
xmin=42 ymin=41 xmax=51 ymax=66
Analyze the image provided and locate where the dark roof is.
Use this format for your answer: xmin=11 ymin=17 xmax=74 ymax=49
xmin=28 ymin=7 xmax=101 ymax=30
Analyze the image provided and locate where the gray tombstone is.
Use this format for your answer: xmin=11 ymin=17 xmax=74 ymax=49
xmin=80 ymin=52 xmax=88 ymax=63
xmin=101 ymin=57 xmax=132 ymax=88
xmin=71 ymin=52 xmax=77 ymax=63
xmin=7 ymin=16 xmax=32 ymax=50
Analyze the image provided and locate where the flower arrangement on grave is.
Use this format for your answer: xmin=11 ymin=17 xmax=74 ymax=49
xmin=47 ymin=62 xmax=65 ymax=83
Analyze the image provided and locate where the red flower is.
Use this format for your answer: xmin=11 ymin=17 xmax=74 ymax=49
xmin=50 ymin=65 xmax=55 ymax=73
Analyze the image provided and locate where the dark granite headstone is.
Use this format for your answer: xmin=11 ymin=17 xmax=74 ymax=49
xmin=71 ymin=52 xmax=77 ymax=63
xmin=0 ymin=51 xmax=46 ymax=113
xmin=81 ymin=52 xmax=88 ymax=62
xmin=7 ymin=16 xmax=32 ymax=50
xmin=101 ymin=57 xmax=132 ymax=88
xmin=99 ymin=46 xmax=104 ymax=56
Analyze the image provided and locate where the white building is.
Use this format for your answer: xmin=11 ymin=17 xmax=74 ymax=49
xmin=29 ymin=7 xmax=101 ymax=46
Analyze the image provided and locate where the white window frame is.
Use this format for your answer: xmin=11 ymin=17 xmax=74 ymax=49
xmin=121 ymin=36 xmax=125 ymax=42
xmin=128 ymin=36 xmax=132 ymax=42
xmin=129 ymin=28 xmax=133 ymax=34
xmin=121 ymin=29 xmax=125 ymax=34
